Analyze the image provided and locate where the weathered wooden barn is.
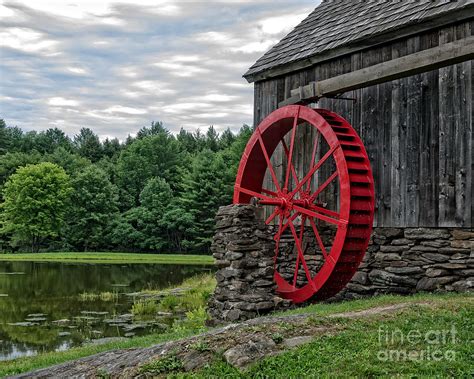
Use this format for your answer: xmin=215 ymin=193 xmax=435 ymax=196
xmin=243 ymin=1 xmax=474 ymax=295
xmin=245 ymin=0 xmax=473 ymax=229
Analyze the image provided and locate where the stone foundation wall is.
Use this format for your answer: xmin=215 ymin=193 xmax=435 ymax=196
xmin=338 ymin=228 xmax=473 ymax=299
xmin=209 ymin=205 xmax=473 ymax=322
xmin=207 ymin=205 xmax=290 ymax=324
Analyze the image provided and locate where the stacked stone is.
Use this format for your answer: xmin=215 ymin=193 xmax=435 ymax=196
xmin=207 ymin=204 xmax=284 ymax=324
xmin=339 ymin=228 xmax=473 ymax=299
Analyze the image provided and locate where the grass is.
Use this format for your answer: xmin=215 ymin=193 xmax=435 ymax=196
xmin=1 ymin=292 xmax=471 ymax=377
xmin=186 ymin=294 xmax=473 ymax=378
xmin=131 ymin=298 xmax=160 ymax=316
xmin=79 ymin=291 xmax=118 ymax=302
xmin=139 ymin=354 xmax=183 ymax=375
xmin=0 ymin=252 xmax=214 ymax=265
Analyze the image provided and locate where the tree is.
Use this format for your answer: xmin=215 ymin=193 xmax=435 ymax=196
xmin=0 ymin=120 xmax=8 ymax=154
xmin=219 ymin=128 xmax=236 ymax=150
xmin=136 ymin=121 xmax=168 ymax=139
xmin=180 ymin=149 xmax=234 ymax=251
xmin=0 ymin=163 xmax=71 ymax=252
xmin=63 ymin=166 xmax=119 ymax=251
xmin=116 ymin=132 xmax=183 ymax=208
xmin=0 ymin=151 xmax=42 ymax=193
xmin=74 ymin=128 xmax=103 ymax=162
xmin=205 ymin=126 xmax=219 ymax=152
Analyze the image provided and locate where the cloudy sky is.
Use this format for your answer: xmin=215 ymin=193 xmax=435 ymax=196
xmin=0 ymin=0 xmax=318 ymax=140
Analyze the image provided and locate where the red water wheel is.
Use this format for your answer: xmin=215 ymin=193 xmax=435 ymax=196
xmin=234 ymin=105 xmax=374 ymax=303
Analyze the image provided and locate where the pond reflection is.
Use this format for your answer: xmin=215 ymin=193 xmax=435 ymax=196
xmin=0 ymin=261 xmax=213 ymax=361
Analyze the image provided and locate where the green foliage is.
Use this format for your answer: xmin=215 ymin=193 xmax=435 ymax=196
xmin=139 ymin=355 xmax=183 ymax=375
xmin=180 ymin=149 xmax=234 ymax=251
xmin=172 ymin=307 xmax=208 ymax=333
xmin=79 ymin=291 xmax=118 ymax=302
xmin=73 ymin=128 xmax=103 ymax=162
xmin=63 ymin=165 xmax=119 ymax=251
xmin=1 ymin=163 xmax=72 ymax=252
xmin=131 ymin=298 xmax=159 ymax=316
xmin=0 ymin=119 xmax=251 ymax=253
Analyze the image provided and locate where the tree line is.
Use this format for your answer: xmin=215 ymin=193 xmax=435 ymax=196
xmin=0 ymin=119 xmax=252 ymax=253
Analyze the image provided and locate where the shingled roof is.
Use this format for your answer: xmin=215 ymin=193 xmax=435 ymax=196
xmin=244 ymin=0 xmax=474 ymax=82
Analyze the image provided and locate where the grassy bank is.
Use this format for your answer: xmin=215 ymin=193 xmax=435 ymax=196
xmin=0 ymin=252 xmax=214 ymax=265
xmin=1 ymin=292 xmax=471 ymax=377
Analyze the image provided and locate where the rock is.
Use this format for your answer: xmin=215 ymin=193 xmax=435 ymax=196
xmin=386 ymin=266 xmax=424 ymax=275
xmin=52 ymin=319 xmax=70 ymax=325
xmin=375 ymin=253 xmax=401 ymax=262
xmin=432 ymin=263 xmax=466 ymax=270
xmin=351 ymin=271 xmax=368 ymax=285
xmin=376 ymin=228 xmax=403 ymax=238
xmin=282 ymin=336 xmax=313 ymax=348
xmin=404 ymin=228 xmax=450 ymax=240
xmin=224 ymin=336 xmax=276 ymax=369
xmin=379 ymin=245 xmax=407 ymax=253
xmin=391 ymin=238 xmax=413 ymax=246
xmin=182 ymin=350 xmax=212 ymax=371
xmin=451 ymin=240 xmax=473 ymax=249
xmin=369 ymin=270 xmax=417 ymax=286
xmin=58 ymin=332 xmax=71 ymax=337
xmin=421 ymin=253 xmax=450 ymax=263
xmin=25 ymin=317 xmax=47 ymax=322
xmin=421 ymin=240 xmax=450 ymax=248
xmin=425 ymin=268 xmax=450 ymax=278
xmin=416 ymin=277 xmax=457 ymax=291
xmin=450 ymin=279 xmax=473 ymax=292
xmin=451 ymin=230 xmax=474 ymax=240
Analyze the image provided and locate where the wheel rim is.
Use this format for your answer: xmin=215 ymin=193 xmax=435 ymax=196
xmin=234 ymin=105 xmax=374 ymax=303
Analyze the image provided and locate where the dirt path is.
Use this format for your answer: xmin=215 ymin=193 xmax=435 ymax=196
xmin=11 ymin=302 xmax=430 ymax=379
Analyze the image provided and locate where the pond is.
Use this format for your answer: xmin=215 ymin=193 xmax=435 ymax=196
xmin=0 ymin=261 xmax=214 ymax=361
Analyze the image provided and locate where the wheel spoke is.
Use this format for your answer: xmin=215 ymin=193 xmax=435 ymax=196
xmin=308 ymin=217 xmax=328 ymax=259
xmin=309 ymin=171 xmax=338 ymax=203
xmin=306 ymin=130 xmax=321 ymax=192
xmin=265 ymin=208 xmax=279 ymax=225
xmin=289 ymin=145 xmax=337 ymax=199
xmin=281 ymin=139 xmax=302 ymax=194
xmin=292 ymin=215 xmax=306 ymax=287
xmin=237 ymin=186 xmax=274 ymax=202
xmin=262 ymin=188 xmax=278 ymax=197
xmin=257 ymin=130 xmax=282 ymax=193
xmin=293 ymin=204 xmax=341 ymax=226
xmin=273 ymin=213 xmax=284 ymax=265
xmin=309 ymin=204 xmax=339 ymax=219
xmin=284 ymin=108 xmax=300 ymax=191
xmin=278 ymin=211 xmax=300 ymax=237
xmin=288 ymin=218 xmax=314 ymax=287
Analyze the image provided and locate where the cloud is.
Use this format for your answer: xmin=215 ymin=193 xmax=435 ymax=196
xmin=0 ymin=0 xmax=317 ymax=140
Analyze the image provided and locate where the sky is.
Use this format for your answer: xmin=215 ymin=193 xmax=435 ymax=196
xmin=0 ymin=0 xmax=318 ymax=140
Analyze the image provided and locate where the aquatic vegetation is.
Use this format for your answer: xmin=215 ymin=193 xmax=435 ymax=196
xmin=78 ymin=292 xmax=118 ymax=302
xmin=131 ymin=299 xmax=159 ymax=316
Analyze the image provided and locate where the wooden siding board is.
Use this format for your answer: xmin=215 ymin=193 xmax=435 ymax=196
xmin=439 ymin=26 xmax=457 ymax=227
xmin=406 ymin=35 xmax=422 ymax=226
xmin=419 ymin=31 xmax=440 ymax=226
xmin=454 ymin=23 xmax=472 ymax=227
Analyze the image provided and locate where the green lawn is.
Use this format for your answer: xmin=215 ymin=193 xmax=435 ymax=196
xmin=0 ymin=252 xmax=214 ymax=265
xmin=1 ymin=293 xmax=471 ymax=377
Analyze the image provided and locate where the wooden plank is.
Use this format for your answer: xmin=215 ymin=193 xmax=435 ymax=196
xmin=418 ymin=31 xmax=440 ymax=226
xmin=454 ymin=22 xmax=472 ymax=227
xmin=390 ymin=40 xmax=409 ymax=227
xmin=380 ymin=45 xmax=393 ymax=227
xmin=438 ymin=26 xmax=457 ymax=227
xmin=280 ymin=36 xmax=474 ymax=107
xmin=405 ymin=36 xmax=422 ymax=227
